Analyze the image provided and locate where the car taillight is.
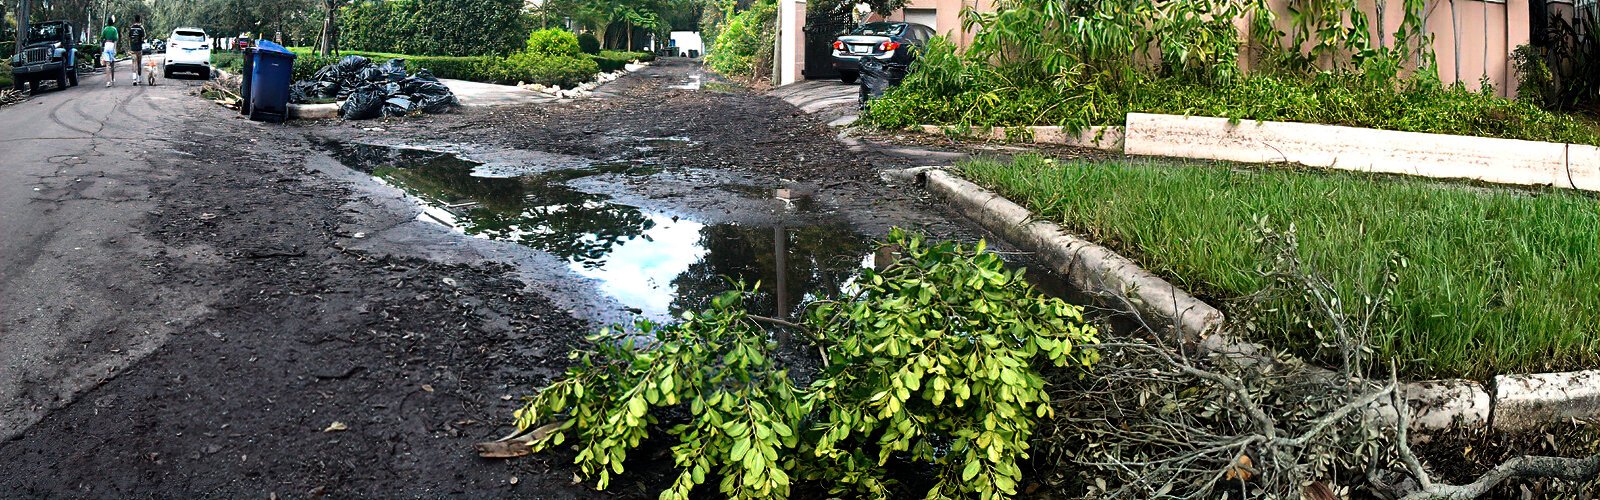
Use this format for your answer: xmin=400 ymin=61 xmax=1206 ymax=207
xmin=879 ymin=41 xmax=901 ymax=52
xmin=832 ymin=41 xmax=844 ymax=51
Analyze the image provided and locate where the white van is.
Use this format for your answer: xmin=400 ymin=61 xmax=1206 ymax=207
xmin=163 ymin=27 xmax=211 ymax=79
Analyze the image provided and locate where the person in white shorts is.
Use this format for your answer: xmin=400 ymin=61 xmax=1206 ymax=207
xmin=100 ymin=20 xmax=119 ymax=87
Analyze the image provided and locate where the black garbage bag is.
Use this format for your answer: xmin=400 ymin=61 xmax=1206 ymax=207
xmin=382 ymin=96 xmax=414 ymax=117
xmin=355 ymin=66 xmax=384 ymax=83
xmin=858 ymin=58 xmax=910 ymax=108
xmin=341 ymin=85 xmax=386 ymax=120
xmin=378 ymin=59 xmax=408 ymax=82
xmin=313 ymin=81 xmax=339 ymax=99
xmin=411 ymin=80 xmax=458 ymax=113
xmin=289 ymin=81 xmax=313 ymax=103
xmin=335 ymin=55 xmax=371 ymax=74
xmin=311 ymin=64 xmax=341 ymax=83
xmin=288 ymin=53 xmax=456 ymax=118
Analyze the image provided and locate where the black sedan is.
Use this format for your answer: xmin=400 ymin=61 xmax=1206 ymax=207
xmin=830 ymin=21 xmax=934 ymax=84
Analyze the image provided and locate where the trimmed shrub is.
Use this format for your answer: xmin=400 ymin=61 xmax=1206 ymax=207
xmin=577 ymin=32 xmax=601 ymax=55
xmin=489 ymin=51 xmax=597 ymax=87
xmin=525 ymin=28 xmax=581 ymax=58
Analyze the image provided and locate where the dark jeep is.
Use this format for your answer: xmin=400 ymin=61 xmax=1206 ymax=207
xmin=9 ymin=20 xmax=80 ymax=93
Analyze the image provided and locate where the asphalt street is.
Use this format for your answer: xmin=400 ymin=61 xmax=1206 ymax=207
xmin=0 ymin=63 xmax=214 ymax=441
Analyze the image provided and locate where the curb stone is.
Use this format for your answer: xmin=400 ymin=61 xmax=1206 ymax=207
xmin=914 ymin=168 xmax=1224 ymax=344
xmin=892 ymin=166 xmax=1600 ymax=434
xmin=1493 ymin=371 xmax=1600 ymax=432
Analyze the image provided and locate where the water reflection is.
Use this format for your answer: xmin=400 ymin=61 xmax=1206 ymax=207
xmin=323 ymin=142 xmax=877 ymax=321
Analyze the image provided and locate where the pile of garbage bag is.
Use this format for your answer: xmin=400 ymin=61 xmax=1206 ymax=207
xmin=289 ymin=56 xmax=459 ymax=120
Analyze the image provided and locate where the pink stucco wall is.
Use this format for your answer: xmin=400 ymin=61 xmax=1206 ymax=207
xmin=1239 ymin=0 xmax=1530 ymax=97
xmin=845 ymin=0 xmax=1539 ymax=96
xmin=873 ymin=0 xmax=994 ymax=46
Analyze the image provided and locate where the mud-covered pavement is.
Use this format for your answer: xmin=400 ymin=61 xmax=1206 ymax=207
xmin=0 ymin=59 xmax=1036 ymax=497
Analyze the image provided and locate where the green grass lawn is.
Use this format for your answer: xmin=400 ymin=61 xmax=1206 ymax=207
xmin=960 ymin=155 xmax=1599 ymax=379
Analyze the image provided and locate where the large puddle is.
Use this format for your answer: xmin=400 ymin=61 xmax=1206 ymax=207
xmin=322 ymin=142 xmax=878 ymax=322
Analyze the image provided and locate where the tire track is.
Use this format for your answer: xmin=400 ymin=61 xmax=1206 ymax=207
xmin=46 ymin=98 xmax=97 ymax=137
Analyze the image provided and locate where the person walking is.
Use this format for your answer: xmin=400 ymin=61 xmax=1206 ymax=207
xmin=100 ymin=19 xmax=119 ymax=87
xmin=128 ymin=16 xmax=146 ymax=86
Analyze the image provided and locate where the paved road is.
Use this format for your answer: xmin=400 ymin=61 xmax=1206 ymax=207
xmin=0 ymin=66 xmax=215 ymax=440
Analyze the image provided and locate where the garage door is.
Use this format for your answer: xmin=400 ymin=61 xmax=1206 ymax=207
xmin=904 ymin=8 xmax=937 ymax=31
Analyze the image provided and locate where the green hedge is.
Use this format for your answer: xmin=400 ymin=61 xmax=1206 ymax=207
xmin=287 ymin=47 xmax=596 ymax=87
xmin=577 ymin=33 xmax=601 ymax=55
xmin=488 ymin=52 xmax=597 ymax=87
xmin=590 ymin=50 xmax=653 ymax=72
xmin=338 ymin=0 xmax=528 ymax=56
xmin=211 ymin=52 xmax=243 ymax=73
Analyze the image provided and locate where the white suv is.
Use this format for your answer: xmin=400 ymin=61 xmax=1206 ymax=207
xmin=163 ymin=28 xmax=211 ymax=79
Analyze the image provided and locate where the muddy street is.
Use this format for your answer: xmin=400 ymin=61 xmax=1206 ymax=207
xmin=0 ymin=59 xmax=1036 ymax=496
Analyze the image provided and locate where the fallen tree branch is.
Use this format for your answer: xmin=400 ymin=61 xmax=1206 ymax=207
xmin=746 ymin=314 xmax=829 ymax=367
xmin=1398 ymin=453 xmax=1600 ymax=500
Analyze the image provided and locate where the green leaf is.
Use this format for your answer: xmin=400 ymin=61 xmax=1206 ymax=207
xmin=962 ymin=459 xmax=982 ymax=481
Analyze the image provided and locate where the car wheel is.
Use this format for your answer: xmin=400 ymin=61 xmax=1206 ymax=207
xmin=69 ymin=68 xmax=79 ymax=86
xmin=164 ymin=68 xmax=172 ymax=79
xmin=57 ymin=66 xmax=69 ymax=90
xmin=11 ymin=78 xmax=22 ymax=91
xmin=840 ymin=71 xmax=858 ymax=84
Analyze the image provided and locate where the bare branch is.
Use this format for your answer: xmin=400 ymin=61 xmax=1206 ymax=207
xmin=1399 ymin=454 xmax=1600 ymax=500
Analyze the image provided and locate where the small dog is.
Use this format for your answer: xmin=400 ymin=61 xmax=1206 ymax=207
xmin=144 ymin=58 xmax=158 ymax=86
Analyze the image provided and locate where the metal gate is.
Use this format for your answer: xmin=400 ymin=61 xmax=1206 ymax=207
xmin=802 ymin=6 xmax=854 ymax=80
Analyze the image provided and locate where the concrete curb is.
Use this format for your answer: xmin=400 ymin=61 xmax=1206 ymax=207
xmin=900 ymin=168 xmax=1225 ymax=344
xmin=289 ymin=102 xmax=340 ymax=120
xmin=917 ymin=124 xmax=1125 ymax=151
xmin=892 ymin=165 xmax=1600 ymax=434
xmin=909 ymin=115 xmax=1597 ymax=192
xmin=1124 ymin=113 xmax=1599 ymax=192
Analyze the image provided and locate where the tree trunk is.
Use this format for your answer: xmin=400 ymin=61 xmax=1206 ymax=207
xmin=15 ymin=0 xmax=29 ymax=57
xmin=318 ymin=0 xmax=335 ymax=57
xmin=627 ymin=23 xmax=633 ymax=51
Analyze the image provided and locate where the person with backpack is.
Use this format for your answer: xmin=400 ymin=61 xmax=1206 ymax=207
xmin=128 ymin=15 xmax=147 ymax=86
xmin=100 ymin=18 xmax=119 ymax=87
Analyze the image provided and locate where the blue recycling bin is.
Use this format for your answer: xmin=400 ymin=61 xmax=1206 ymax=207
xmin=247 ymin=40 xmax=297 ymax=123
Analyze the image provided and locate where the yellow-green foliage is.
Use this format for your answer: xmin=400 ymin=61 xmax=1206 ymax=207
xmin=514 ymin=230 xmax=1100 ymax=499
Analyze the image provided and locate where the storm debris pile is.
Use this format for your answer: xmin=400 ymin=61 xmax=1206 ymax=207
xmin=0 ymin=89 xmax=26 ymax=107
xmin=290 ymin=56 xmax=459 ymax=120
